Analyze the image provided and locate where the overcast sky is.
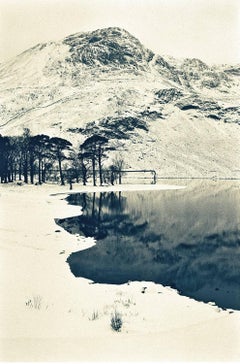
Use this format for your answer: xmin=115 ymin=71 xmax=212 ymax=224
xmin=0 ymin=0 xmax=240 ymax=65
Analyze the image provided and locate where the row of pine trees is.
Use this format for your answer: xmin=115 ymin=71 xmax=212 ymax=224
xmin=0 ymin=128 xmax=124 ymax=186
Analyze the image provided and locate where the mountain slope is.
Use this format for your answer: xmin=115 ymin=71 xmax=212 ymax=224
xmin=0 ymin=27 xmax=239 ymax=177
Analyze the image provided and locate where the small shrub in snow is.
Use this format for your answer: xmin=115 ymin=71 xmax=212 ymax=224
xmin=111 ymin=310 xmax=123 ymax=332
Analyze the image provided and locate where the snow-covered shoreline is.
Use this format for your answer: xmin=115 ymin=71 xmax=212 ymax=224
xmin=1 ymin=182 xmax=240 ymax=361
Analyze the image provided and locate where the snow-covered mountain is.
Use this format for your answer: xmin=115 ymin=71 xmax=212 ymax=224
xmin=0 ymin=27 xmax=239 ymax=177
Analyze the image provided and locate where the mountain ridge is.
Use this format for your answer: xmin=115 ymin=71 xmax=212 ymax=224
xmin=0 ymin=27 xmax=239 ymax=177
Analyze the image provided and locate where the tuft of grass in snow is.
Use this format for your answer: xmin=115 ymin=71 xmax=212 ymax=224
xmin=111 ymin=310 xmax=123 ymax=332
xmin=114 ymin=297 xmax=136 ymax=308
xmin=25 ymin=295 xmax=43 ymax=310
xmin=89 ymin=310 xmax=99 ymax=321
xmin=115 ymin=291 xmax=135 ymax=306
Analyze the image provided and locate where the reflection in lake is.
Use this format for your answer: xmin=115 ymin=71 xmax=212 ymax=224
xmin=56 ymin=180 xmax=240 ymax=310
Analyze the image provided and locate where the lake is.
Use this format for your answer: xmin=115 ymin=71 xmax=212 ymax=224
xmin=56 ymin=180 xmax=240 ymax=310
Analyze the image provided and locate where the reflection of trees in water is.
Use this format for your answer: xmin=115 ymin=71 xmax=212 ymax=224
xmin=57 ymin=192 xmax=150 ymax=241
xmin=56 ymin=188 xmax=240 ymax=310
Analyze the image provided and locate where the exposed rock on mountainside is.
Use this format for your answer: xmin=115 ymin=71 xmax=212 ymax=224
xmin=0 ymin=27 xmax=239 ymax=177
xmin=64 ymin=27 xmax=154 ymax=70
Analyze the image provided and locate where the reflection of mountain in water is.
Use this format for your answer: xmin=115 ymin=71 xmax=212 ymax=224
xmin=56 ymin=181 xmax=240 ymax=310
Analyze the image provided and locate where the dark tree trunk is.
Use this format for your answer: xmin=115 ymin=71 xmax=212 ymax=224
xmin=98 ymin=147 xmax=103 ymax=186
xmin=119 ymin=172 xmax=122 ymax=185
xmin=14 ymin=168 xmax=17 ymax=181
xmin=23 ymin=159 xmax=28 ymax=183
xmin=7 ymin=170 xmax=12 ymax=183
xmin=38 ymin=158 xmax=42 ymax=184
xmin=58 ymin=155 xmax=64 ymax=185
xmin=18 ymin=160 xmax=22 ymax=181
xmin=92 ymin=156 xmax=96 ymax=186
xmin=23 ymin=151 xmax=29 ymax=183
xmin=81 ymin=158 xmax=87 ymax=186
xmin=30 ymin=155 xmax=34 ymax=184
xmin=42 ymin=162 xmax=46 ymax=183
xmin=110 ymin=169 xmax=114 ymax=185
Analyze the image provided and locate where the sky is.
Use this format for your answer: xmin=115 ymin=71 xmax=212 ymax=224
xmin=0 ymin=0 xmax=240 ymax=65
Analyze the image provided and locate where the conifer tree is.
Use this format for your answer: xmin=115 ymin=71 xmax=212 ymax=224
xmin=50 ymin=137 xmax=72 ymax=185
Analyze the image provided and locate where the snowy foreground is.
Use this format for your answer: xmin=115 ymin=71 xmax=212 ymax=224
xmin=0 ymin=182 xmax=240 ymax=362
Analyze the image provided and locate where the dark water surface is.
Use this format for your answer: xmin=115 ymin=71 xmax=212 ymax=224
xmin=56 ymin=180 xmax=240 ymax=310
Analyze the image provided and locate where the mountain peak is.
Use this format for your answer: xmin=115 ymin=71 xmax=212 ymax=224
xmin=64 ymin=27 xmax=136 ymax=43
xmin=63 ymin=27 xmax=153 ymax=69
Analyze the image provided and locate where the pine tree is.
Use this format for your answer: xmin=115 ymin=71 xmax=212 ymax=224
xmin=80 ymin=135 xmax=109 ymax=186
xmin=50 ymin=137 xmax=72 ymax=185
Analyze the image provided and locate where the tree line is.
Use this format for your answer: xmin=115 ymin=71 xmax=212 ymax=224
xmin=0 ymin=128 xmax=124 ymax=186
